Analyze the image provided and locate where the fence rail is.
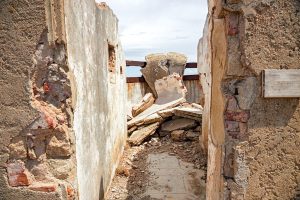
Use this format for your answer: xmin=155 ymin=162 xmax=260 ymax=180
xmin=126 ymin=60 xmax=199 ymax=83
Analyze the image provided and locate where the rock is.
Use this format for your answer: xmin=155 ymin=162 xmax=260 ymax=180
xmin=132 ymin=93 xmax=155 ymax=117
xmin=224 ymin=111 xmax=250 ymax=123
xmin=7 ymin=160 xmax=32 ymax=187
xmin=127 ymin=115 xmax=132 ymax=122
xmin=161 ymin=118 xmax=197 ymax=132
xmin=192 ymin=103 xmax=203 ymax=110
xmin=185 ymin=131 xmax=199 ymax=141
xmin=235 ymin=77 xmax=258 ymax=110
xmin=48 ymin=159 xmax=74 ymax=180
xmin=171 ymin=130 xmax=185 ymax=141
xmin=8 ymin=139 xmax=27 ymax=159
xmin=29 ymin=182 xmax=58 ymax=192
xmin=46 ymin=136 xmax=71 ymax=157
xmin=128 ymin=122 xmax=160 ymax=146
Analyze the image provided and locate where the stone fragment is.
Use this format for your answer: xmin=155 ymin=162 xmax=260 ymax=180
xmin=185 ymin=131 xmax=199 ymax=141
xmin=29 ymin=111 xmax=57 ymax=130
xmin=29 ymin=182 xmax=58 ymax=192
xmin=157 ymin=107 xmax=176 ymax=118
xmin=48 ymin=159 xmax=74 ymax=180
xmin=47 ymin=136 xmax=71 ymax=157
xmin=127 ymin=115 xmax=132 ymax=121
xmin=8 ymin=139 xmax=27 ymax=159
xmin=141 ymin=54 xmax=169 ymax=97
xmin=7 ymin=160 xmax=32 ymax=187
xmin=29 ymin=161 xmax=51 ymax=181
xmin=128 ymin=122 xmax=160 ymax=146
xmin=225 ymin=121 xmax=240 ymax=132
xmin=132 ymin=93 xmax=155 ymax=117
xmin=155 ymin=73 xmax=186 ymax=105
xmin=235 ymin=77 xmax=258 ymax=110
xmin=161 ymin=118 xmax=197 ymax=132
xmin=143 ymin=113 xmax=164 ymax=125
xmin=174 ymin=107 xmax=202 ymax=121
xmin=194 ymin=126 xmax=201 ymax=132
xmin=171 ymin=130 xmax=185 ymax=141
xmin=191 ymin=103 xmax=203 ymax=110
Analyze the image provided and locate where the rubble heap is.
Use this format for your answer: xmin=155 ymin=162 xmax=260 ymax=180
xmin=127 ymin=53 xmax=202 ymax=145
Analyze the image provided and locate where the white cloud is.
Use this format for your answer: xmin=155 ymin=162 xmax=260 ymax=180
xmin=98 ymin=0 xmax=208 ymax=62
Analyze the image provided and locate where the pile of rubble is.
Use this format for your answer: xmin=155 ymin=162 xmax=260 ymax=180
xmin=126 ymin=53 xmax=202 ymax=146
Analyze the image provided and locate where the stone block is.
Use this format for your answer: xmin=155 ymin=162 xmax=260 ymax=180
xmin=7 ymin=160 xmax=32 ymax=187
xmin=235 ymin=77 xmax=258 ymax=110
xmin=8 ymin=139 xmax=27 ymax=159
xmin=46 ymin=136 xmax=71 ymax=157
xmin=161 ymin=118 xmax=197 ymax=132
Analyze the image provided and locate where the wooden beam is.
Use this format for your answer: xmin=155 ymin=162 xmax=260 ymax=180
xmin=127 ymin=75 xmax=199 ymax=83
xmin=263 ymin=69 xmax=300 ymax=98
xmin=126 ymin=60 xmax=197 ymax=68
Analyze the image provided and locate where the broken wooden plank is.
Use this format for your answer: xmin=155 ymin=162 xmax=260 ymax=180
xmin=132 ymin=93 xmax=155 ymax=117
xmin=128 ymin=122 xmax=160 ymax=146
xmin=263 ymin=69 xmax=300 ymax=98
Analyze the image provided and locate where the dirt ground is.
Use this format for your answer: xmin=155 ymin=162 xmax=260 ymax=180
xmin=106 ymin=136 xmax=207 ymax=200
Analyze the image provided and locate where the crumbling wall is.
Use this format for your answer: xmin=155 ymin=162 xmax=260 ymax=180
xmin=0 ymin=0 xmax=77 ymax=199
xmin=199 ymin=0 xmax=300 ymax=199
xmin=64 ymin=1 xmax=127 ymax=200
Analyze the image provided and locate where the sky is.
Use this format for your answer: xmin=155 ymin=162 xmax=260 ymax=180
xmin=97 ymin=0 xmax=208 ymax=76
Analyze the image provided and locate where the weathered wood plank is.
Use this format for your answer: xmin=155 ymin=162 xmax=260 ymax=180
xmin=263 ymin=69 xmax=300 ymax=98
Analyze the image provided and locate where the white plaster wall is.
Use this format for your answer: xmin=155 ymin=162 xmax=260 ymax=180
xmin=64 ymin=1 xmax=127 ymax=199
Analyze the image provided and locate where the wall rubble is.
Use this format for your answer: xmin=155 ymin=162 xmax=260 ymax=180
xmin=199 ymin=0 xmax=300 ymax=199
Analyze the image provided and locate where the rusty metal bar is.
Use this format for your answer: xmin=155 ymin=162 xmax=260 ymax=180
xmin=126 ymin=60 xmax=197 ymax=68
xmin=126 ymin=74 xmax=199 ymax=83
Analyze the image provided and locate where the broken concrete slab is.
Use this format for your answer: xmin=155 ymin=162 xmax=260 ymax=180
xmin=174 ymin=107 xmax=202 ymax=121
xmin=161 ymin=118 xmax=197 ymax=132
xmin=143 ymin=113 xmax=164 ymax=125
xmin=128 ymin=122 xmax=160 ymax=146
xmin=166 ymin=52 xmax=187 ymax=76
xmin=132 ymin=93 xmax=155 ymax=117
xmin=155 ymin=73 xmax=187 ymax=105
xmin=141 ymin=54 xmax=169 ymax=97
xmin=157 ymin=107 xmax=176 ymax=118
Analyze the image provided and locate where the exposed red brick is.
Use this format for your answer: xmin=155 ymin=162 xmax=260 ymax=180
xmin=29 ymin=182 xmax=57 ymax=192
xmin=43 ymin=82 xmax=50 ymax=93
xmin=227 ymin=14 xmax=239 ymax=36
xmin=225 ymin=110 xmax=250 ymax=122
xmin=7 ymin=161 xmax=32 ymax=187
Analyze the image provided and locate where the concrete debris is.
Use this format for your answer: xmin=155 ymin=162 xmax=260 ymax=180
xmin=161 ymin=118 xmax=198 ymax=132
xmin=127 ymin=55 xmax=202 ymax=146
xmin=128 ymin=122 xmax=160 ymax=146
xmin=141 ymin=53 xmax=187 ymax=97
xmin=132 ymin=93 xmax=155 ymax=117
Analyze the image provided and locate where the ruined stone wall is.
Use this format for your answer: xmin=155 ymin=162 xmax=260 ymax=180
xmin=64 ymin=1 xmax=127 ymax=200
xmin=0 ymin=0 xmax=77 ymax=199
xmin=199 ymin=0 xmax=300 ymax=199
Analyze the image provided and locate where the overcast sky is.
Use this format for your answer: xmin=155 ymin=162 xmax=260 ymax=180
xmin=99 ymin=0 xmax=208 ymax=62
